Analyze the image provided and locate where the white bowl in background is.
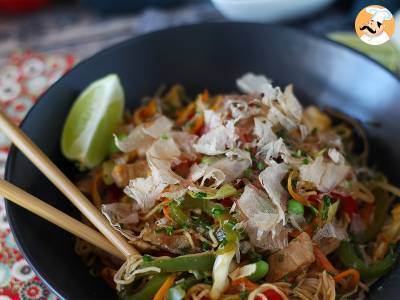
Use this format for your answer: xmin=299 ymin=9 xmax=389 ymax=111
xmin=211 ymin=0 xmax=336 ymax=23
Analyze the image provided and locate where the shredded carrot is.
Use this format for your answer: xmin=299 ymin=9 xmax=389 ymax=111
xmin=334 ymin=269 xmax=360 ymax=291
xmin=313 ymin=245 xmax=338 ymax=275
xmin=188 ymin=114 xmax=204 ymax=134
xmin=133 ymin=100 xmax=157 ymax=125
xmin=288 ymin=171 xmax=310 ymax=207
xmin=232 ymin=278 xmax=259 ymax=291
xmin=153 ymin=274 xmax=177 ymax=300
xmin=162 ymin=198 xmax=172 ymax=221
xmin=176 ymin=102 xmax=196 ymax=126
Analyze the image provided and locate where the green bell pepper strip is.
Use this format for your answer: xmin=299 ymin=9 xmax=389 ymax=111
xmin=168 ymin=202 xmax=191 ymax=227
xmin=337 ymin=241 xmax=397 ymax=280
xmin=187 ymin=184 xmax=237 ymax=200
xmin=355 ymin=188 xmax=392 ymax=243
xmin=183 ymin=197 xmax=225 ymax=218
xmin=140 ymin=252 xmax=215 ymax=273
xmin=167 ymin=277 xmax=202 ymax=300
xmin=120 ymin=273 xmax=169 ymax=300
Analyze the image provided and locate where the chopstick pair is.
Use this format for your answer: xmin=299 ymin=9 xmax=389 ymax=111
xmin=0 ymin=110 xmax=139 ymax=260
xmin=0 ymin=179 xmax=125 ymax=260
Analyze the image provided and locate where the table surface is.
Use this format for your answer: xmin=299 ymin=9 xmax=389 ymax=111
xmin=0 ymin=1 xmax=354 ymax=299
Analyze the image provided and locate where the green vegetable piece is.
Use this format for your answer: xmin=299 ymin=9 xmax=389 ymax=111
xmin=201 ymin=156 xmax=217 ymax=165
xmin=337 ymin=241 xmax=397 ymax=280
xmin=109 ymin=133 xmax=127 ymax=154
xmin=211 ymin=205 xmax=227 ymax=218
xmin=257 ymin=161 xmax=266 ymax=171
xmin=141 ymin=252 xmax=215 ymax=273
xmin=143 ymin=254 xmax=153 ymax=262
xmin=122 ymin=273 xmax=169 ymax=300
xmin=243 ymin=168 xmax=252 ymax=178
xmin=247 ymin=260 xmax=269 ymax=281
xmin=321 ymin=195 xmax=332 ymax=221
xmin=288 ymin=199 xmax=304 ymax=215
xmin=168 ymin=202 xmax=191 ymax=227
xmin=188 ymin=184 xmax=237 ymax=200
xmin=214 ymin=184 xmax=237 ymax=199
xmin=355 ymin=188 xmax=392 ymax=243
xmin=302 ymin=158 xmax=309 ymax=165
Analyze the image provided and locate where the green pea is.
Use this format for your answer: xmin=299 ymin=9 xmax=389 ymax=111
xmin=288 ymin=199 xmax=304 ymax=216
xmin=247 ymin=260 xmax=269 ymax=281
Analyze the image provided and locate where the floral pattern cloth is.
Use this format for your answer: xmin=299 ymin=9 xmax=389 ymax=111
xmin=0 ymin=51 xmax=75 ymax=299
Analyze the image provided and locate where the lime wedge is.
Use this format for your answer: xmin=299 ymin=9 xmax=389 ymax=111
xmin=61 ymin=74 xmax=125 ymax=168
xmin=329 ymin=32 xmax=400 ymax=72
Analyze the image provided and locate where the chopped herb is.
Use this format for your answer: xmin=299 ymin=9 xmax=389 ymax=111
xmin=309 ymin=205 xmax=319 ymax=216
xmin=302 ymin=158 xmax=309 ymax=165
xmin=201 ymin=242 xmax=211 ymax=251
xmin=155 ymin=227 xmax=164 ymax=234
xmin=257 ymin=161 xmax=266 ymax=171
xmin=321 ymin=195 xmax=332 ymax=221
xmin=282 ymin=275 xmax=289 ymax=282
xmin=278 ymin=254 xmax=285 ymax=262
xmin=243 ymin=168 xmax=252 ymax=178
xmin=174 ymin=196 xmax=185 ymax=205
xmin=294 ymin=149 xmax=304 ymax=158
xmin=240 ymin=291 xmax=250 ymax=300
xmin=165 ymin=226 xmax=174 ymax=236
xmin=277 ymin=129 xmax=288 ymax=139
xmin=143 ymin=254 xmax=154 ymax=262
xmin=160 ymin=134 xmax=169 ymax=140
xmin=211 ymin=206 xmax=227 ymax=218
xmin=194 ymin=192 xmax=207 ymax=199
xmin=343 ymin=180 xmax=352 ymax=189
xmin=311 ymin=128 xmax=318 ymax=135
xmin=201 ymin=156 xmax=217 ymax=165
xmin=249 ymin=250 xmax=263 ymax=262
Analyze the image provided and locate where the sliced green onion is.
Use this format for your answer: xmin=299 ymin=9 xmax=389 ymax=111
xmin=256 ymin=161 xmax=266 ymax=171
xmin=201 ymin=156 xmax=217 ymax=165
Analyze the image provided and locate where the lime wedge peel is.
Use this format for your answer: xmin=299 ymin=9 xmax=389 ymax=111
xmin=61 ymin=74 xmax=125 ymax=168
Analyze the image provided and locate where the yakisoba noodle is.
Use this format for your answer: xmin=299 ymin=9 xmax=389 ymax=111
xmin=73 ymin=73 xmax=400 ymax=299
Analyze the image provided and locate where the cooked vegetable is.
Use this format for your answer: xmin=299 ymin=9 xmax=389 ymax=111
xmin=287 ymin=199 xmax=304 ymax=216
xmin=247 ymin=260 xmax=269 ymax=282
xmin=337 ymin=241 xmax=397 ymax=280
xmin=122 ymin=274 xmax=169 ymax=300
xmin=140 ymin=252 xmax=215 ymax=273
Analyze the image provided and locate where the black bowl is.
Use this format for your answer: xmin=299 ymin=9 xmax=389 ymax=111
xmin=5 ymin=23 xmax=400 ymax=299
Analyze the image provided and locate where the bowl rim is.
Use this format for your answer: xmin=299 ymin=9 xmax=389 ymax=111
xmin=4 ymin=22 xmax=400 ymax=299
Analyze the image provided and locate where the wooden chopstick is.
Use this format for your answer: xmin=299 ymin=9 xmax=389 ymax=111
xmin=0 ymin=179 xmax=125 ymax=260
xmin=0 ymin=111 xmax=138 ymax=258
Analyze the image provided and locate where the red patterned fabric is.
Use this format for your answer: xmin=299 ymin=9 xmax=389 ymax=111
xmin=0 ymin=51 xmax=76 ymax=299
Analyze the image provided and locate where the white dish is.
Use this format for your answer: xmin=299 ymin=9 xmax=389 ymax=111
xmin=212 ymin=0 xmax=336 ymax=23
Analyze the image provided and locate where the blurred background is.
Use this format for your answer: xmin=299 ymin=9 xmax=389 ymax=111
xmin=0 ymin=0 xmax=399 ymax=70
